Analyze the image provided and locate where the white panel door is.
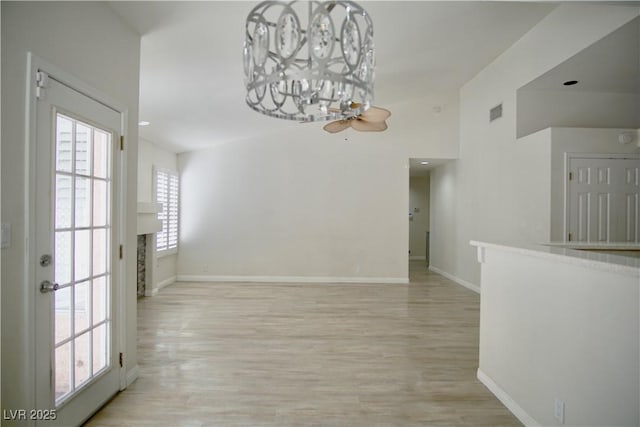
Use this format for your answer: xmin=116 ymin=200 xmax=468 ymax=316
xmin=34 ymin=73 xmax=122 ymax=426
xmin=567 ymin=156 xmax=640 ymax=243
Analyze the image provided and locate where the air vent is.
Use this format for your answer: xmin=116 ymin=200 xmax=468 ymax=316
xmin=489 ymin=103 xmax=503 ymax=122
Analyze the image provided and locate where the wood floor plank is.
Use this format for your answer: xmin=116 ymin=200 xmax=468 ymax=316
xmin=85 ymin=262 xmax=520 ymax=426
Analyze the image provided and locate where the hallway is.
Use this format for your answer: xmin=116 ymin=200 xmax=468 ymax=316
xmin=86 ymin=263 xmax=519 ymax=426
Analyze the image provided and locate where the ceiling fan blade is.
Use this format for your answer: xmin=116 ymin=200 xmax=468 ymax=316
xmin=351 ymin=119 xmax=388 ymax=132
xmin=360 ymin=106 xmax=391 ymax=122
xmin=323 ymin=120 xmax=351 ymax=133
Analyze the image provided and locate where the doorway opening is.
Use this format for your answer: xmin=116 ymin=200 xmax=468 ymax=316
xmin=409 ymin=170 xmax=431 ymax=265
xmin=408 ymin=158 xmax=453 ymax=279
xmin=27 ymin=54 xmax=126 ymax=426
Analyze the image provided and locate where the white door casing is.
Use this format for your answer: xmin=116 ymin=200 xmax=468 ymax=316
xmin=29 ymin=57 xmax=125 ymax=426
xmin=566 ymin=154 xmax=640 ymax=243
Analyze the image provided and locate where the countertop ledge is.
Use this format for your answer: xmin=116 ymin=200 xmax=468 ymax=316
xmin=470 ymin=241 xmax=640 ymax=277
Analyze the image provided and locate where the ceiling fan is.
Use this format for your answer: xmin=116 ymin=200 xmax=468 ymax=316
xmin=323 ymin=104 xmax=391 ymax=134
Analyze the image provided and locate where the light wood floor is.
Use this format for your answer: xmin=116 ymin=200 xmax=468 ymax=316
xmin=85 ymin=262 xmax=520 ymax=426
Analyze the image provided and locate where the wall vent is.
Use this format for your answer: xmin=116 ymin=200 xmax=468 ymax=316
xmin=489 ymin=103 xmax=503 ymax=122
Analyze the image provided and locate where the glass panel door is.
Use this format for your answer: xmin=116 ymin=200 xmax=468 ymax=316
xmin=53 ymin=113 xmax=112 ymax=405
xmin=34 ymin=72 xmax=121 ymax=427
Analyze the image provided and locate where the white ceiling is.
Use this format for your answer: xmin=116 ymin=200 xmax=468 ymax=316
xmin=109 ymin=1 xmax=555 ymax=153
xmin=409 ymin=158 xmax=450 ymax=176
xmin=521 ymin=16 xmax=640 ymax=94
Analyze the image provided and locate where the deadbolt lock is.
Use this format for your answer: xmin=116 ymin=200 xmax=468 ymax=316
xmin=40 ymin=254 xmax=52 ymax=267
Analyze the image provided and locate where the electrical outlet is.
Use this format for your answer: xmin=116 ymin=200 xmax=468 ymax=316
xmin=554 ymin=398 xmax=565 ymax=424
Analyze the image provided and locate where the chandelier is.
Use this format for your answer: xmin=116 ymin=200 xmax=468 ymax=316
xmin=243 ymin=0 xmax=375 ymax=122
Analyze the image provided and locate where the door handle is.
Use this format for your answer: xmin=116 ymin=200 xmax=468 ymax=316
xmin=40 ymin=280 xmax=59 ymax=293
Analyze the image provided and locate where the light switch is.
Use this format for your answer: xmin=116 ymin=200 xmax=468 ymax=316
xmin=1 ymin=223 xmax=11 ymax=249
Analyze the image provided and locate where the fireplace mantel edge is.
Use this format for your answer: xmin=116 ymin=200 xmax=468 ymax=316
xmin=138 ymin=202 xmax=162 ymax=235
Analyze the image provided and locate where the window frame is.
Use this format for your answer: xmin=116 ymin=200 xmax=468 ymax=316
xmin=153 ymin=166 xmax=179 ymax=256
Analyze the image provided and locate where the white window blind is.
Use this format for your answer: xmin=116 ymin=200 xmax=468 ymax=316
xmin=155 ymin=168 xmax=179 ymax=254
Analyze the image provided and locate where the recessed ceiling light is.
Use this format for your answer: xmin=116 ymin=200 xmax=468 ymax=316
xmin=138 ymin=121 xmax=150 ymax=126
xmin=421 ymin=161 xmax=429 ymax=165
xmin=563 ymin=80 xmax=578 ymax=86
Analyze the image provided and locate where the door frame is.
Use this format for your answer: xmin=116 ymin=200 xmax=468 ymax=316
xmin=24 ymin=52 xmax=129 ymax=413
xmin=563 ymin=152 xmax=640 ymax=242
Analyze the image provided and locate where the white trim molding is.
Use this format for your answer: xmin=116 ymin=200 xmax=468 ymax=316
xmin=476 ymin=246 xmax=486 ymax=264
xmin=25 ymin=52 xmax=131 ymax=406
xmin=176 ymin=275 xmax=409 ymax=284
xmin=144 ymin=275 xmax=177 ymax=297
xmin=144 ymin=288 xmax=158 ymax=297
xmin=125 ymin=365 xmax=140 ymax=389
xmin=563 ymin=152 xmax=640 ymax=242
xmin=157 ymin=275 xmax=177 ymax=290
xmin=428 ymin=266 xmax=480 ymax=294
xmin=477 ymin=369 xmax=539 ymax=427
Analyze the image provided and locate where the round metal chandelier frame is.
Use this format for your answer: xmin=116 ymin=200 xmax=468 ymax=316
xmin=244 ymin=0 xmax=375 ymax=122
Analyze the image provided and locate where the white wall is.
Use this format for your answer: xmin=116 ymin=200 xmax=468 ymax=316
xmin=176 ymin=91 xmax=459 ymax=283
xmin=549 ymin=127 xmax=640 ymax=240
xmin=138 ymin=138 xmax=178 ymax=202
xmin=389 ymin=94 xmax=460 ymax=159
xmin=138 ymin=138 xmax=178 ymax=289
xmin=429 ymin=4 xmax=640 ymax=288
xmin=429 ymin=161 xmax=458 ymax=276
xmin=517 ymin=90 xmax=640 ymax=138
xmin=409 ymin=175 xmax=430 ymax=259
xmin=1 ymin=1 xmax=140 ymax=416
xmin=477 ymin=244 xmax=639 ymax=426
xmin=177 ymin=125 xmax=409 ymax=282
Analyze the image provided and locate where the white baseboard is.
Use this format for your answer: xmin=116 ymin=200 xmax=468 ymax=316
xmin=157 ymin=275 xmax=176 ymax=290
xmin=144 ymin=276 xmax=176 ymax=297
xmin=125 ymin=365 xmax=139 ymax=388
xmin=428 ymin=265 xmax=480 ymax=294
xmin=409 ymin=256 xmax=426 ymax=261
xmin=477 ymin=369 xmax=539 ymax=426
xmin=144 ymin=287 xmax=158 ymax=297
xmin=176 ymin=275 xmax=409 ymax=284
